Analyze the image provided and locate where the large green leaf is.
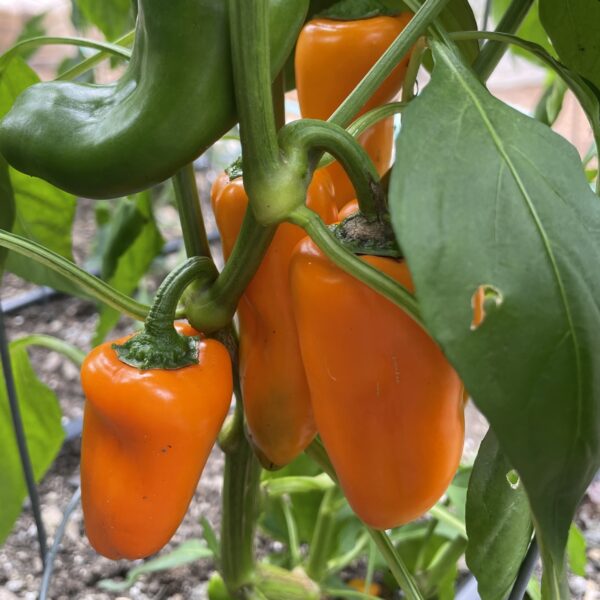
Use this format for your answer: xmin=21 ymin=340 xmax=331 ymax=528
xmin=0 ymin=343 xmax=64 ymax=544
xmin=539 ymin=0 xmax=600 ymax=91
xmin=390 ymin=40 xmax=600 ymax=597
xmin=92 ymin=191 xmax=163 ymax=345
xmin=466 ymin=430 xmax=533 ymax=600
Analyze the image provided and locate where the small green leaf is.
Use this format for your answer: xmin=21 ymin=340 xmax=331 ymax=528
xmin=261 ymin=453 xmax=324 ymax=544
xmin=566 ymin=523 xmax=587 ymax=577
xmin=465 ymin=430 xmax=533 ymax=600
xmin=75 ymin=0 xmax=134 ymax=41
xmin=98 ymin=539 xmax=213 ymax=592
xmin=200 ymin=517 xmax=220 ymax=561
xmin=0 ymin=343 xmax=64 ymax=543
xmin=93 ymin=191 xmax=163 ymax=344
xmin=99 ymin=198 xmax=146 ymax=281
xmin=444 ymin=465 xmax=471 ymax=522
xmin=437 ymin=561 xmax=458 ymax=600
xmin=539 ymin=0 xmax=600 ymax=90
xmin=534 ymin=77 xmax=567 ymax=127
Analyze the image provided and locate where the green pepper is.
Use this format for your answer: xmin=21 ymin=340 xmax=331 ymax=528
xmin=0 ymin=0 xmax=308 ymax=199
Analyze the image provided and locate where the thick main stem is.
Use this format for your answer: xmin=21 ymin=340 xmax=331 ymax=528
xmin=172 ymin=164 xmax=212 ymax=259
xmin=220 ymin=425 xmax=262 ymax=595
xmin=472 ymin=0 xmax=535 ymax=82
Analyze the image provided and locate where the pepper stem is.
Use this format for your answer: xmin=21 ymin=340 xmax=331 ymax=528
xmin=279 ymin=119 xmax=384 ymax=220
xmin=114 ymin=256 xmax=218 ymax=370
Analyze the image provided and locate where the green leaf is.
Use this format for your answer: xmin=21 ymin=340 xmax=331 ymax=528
xmin=75 ymin=0 xmax=133 ymax=42
xmin=444 ymin=465 xmax=471 ymax=522
xmin=6 ymin=168 xmax=78 ymax=293
xmin=261 ymin=453 xmax=324 ymax=544
xmin=0 ymin=154 xmax=15 ymax=275
xmin=98 ymin=539 xmax=213 ymax=592
xmin=390 ymin=40 xmax=600 ymax=596
xmin=534 ymin=76 xmax=567 ymax=127
xmin=95 ymin=197 xmax=147 ymax=281
xmin=426 ymin=0 xmax=479 ymax=65
xmin=200 ymin=517 xmax=220 ymax=562
xmin=465 ymin=430 xmax=533 ymax=600
xmin=0 ymin=56 xmax=38 ymax=117
xmin=92 ymin=191 xmax=163 ymax=345
xmin=527 ymin=577 xmax=542 ymax=600
xmin=437 ymin=560 xmax=458 ymax=600
xmin=566 ymin=523 xmax=587 ymax=577
xmin=0 ymin=57 xmax=78 ymax=292
xmin=539 ymin=0 xmax=600 ymax=90
xmin=0 ymin=342 xmax=64 ymax=543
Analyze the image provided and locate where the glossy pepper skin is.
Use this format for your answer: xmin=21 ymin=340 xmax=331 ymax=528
xmin=212 ymin=170 xmax=337 ymax=468
xmin=295 ymin=12 xmax=412 ymax=206
xmin=80 ymin=323 xmax=232 ymax=559
xmin=290 ymin=239 xmax=465 ymax=529
xmin=0 ymin=0 xmax=308 ymax=199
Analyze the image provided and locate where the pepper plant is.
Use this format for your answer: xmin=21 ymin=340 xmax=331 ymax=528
xmin=0 ymin=0 xmax=598 ymax=599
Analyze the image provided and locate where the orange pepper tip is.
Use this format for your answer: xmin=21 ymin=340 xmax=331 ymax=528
xmin=348 ymin=578 xmax=383 ymax=597
xmin=246 ymin=431 xmax=286 ymax=471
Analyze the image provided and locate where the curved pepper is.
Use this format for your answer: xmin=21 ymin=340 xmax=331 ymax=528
xmin=290 ymin=238 xmax=464 ymax=529
xmin=295 ymin=10 xmax=412 ymax=206
xmin=212 ymin=169 xmax=337 ymax=468
xmin=80 ymin=322 xmax=232 ymax=559
xmin=0 ymin=0 xmax=308 ymax=199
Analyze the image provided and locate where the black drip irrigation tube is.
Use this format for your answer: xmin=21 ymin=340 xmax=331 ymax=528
xmin=0 ymin=308 xmax=48 ymax=567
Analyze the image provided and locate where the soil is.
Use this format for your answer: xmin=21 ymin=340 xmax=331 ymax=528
xmin=0 ymin=174 xmax=598 ymax=600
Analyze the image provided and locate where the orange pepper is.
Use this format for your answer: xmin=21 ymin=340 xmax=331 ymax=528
xmin=290 ymin=238 xmax=465 ymax=529
xmin=295 ymin=11 xmax=412 ymax=206
xmin=212 ymin=169 xmax=338 ymax=468
xmin=348 ymin=579 xmax=383 ymax=597
xmin=80 ymin=322 xmax=232 ymax=559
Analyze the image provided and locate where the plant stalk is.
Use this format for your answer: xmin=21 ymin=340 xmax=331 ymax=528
xmin=329 ymin=0 xmax=451 ymax=128
xmin=472 ymin=0 xmax=535 ymax=82
xmin=0 ymin=230 xmax=150 ymax=321
xmin=172 ymin=164 xmax=212 ymax=259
